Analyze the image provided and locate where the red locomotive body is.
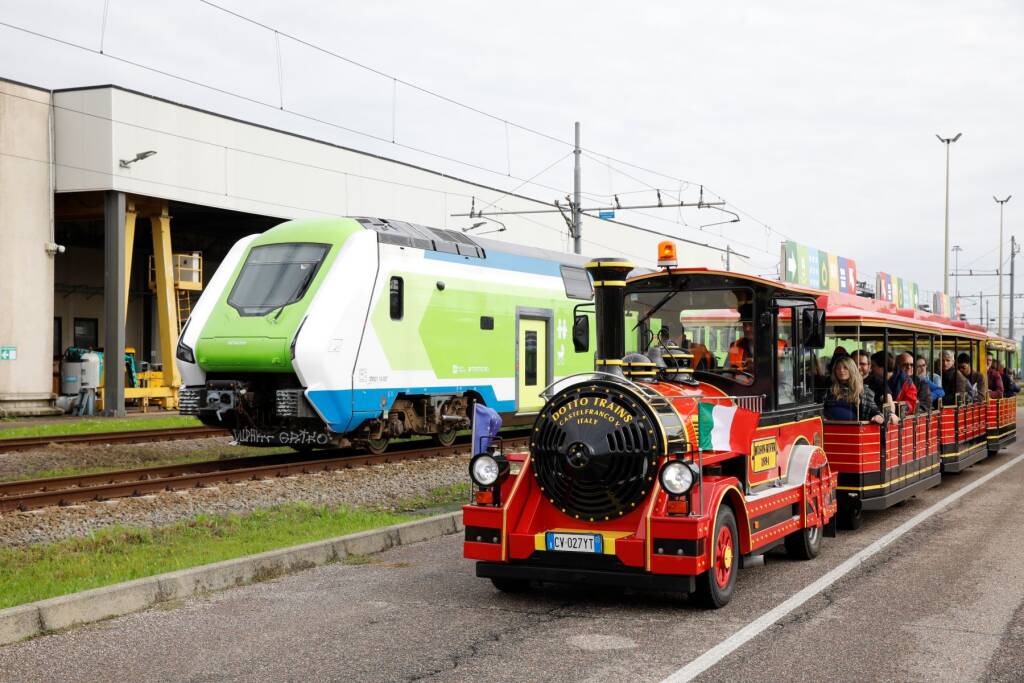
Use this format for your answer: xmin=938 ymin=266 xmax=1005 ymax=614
xmin=465 ymin=249 xmax=839 ymax=607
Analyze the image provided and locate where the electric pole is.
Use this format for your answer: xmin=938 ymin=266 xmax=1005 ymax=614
xmin=937 ymin=133 xmax=962 ymax=294
xmin=573 ymin=122 xmax=582 ymax=254
xmin=1012 ymin=235 xmax=1019 ymax=340
xmin=995 ymin=195 xmax=1012 ymax=335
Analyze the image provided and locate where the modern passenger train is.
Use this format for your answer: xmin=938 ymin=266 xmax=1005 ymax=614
xmin=462 ymin=242 xmax=1018 ymax=607
xmin=175 ymin=216 xmax=598 ymax=452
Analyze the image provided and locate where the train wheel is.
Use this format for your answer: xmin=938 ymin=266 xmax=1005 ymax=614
xmin=785 ymin=519 xmax=822 ymax=560
xmin=693 ymin=505 xmax=738 ymax=609
xmin=365 ymin=437 xmax=390 ymax=455
xmin=434 ymin=429 xmax=457 ymax=447
xmin=838 ymin=498 xmax=863 ymax=530
xmin=490 ymin=577 xmax=530 ymax=593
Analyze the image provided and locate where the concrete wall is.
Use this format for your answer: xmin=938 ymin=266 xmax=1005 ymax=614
xmin=0 ymin=79 xmax=58 ymax=416
xmin=54 ymin=86 xmax=737 ymax=271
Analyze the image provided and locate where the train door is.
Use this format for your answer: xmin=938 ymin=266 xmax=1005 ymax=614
xmin=516 ymin=311 xmax=552 ymax=413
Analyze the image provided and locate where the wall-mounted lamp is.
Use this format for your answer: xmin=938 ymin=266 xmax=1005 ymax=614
xmin=119 ymin=150 xmax=157 ymax=168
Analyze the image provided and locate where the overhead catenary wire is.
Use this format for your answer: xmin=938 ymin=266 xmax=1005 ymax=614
xmin=1 ymin=4 xmax=804 ymax=267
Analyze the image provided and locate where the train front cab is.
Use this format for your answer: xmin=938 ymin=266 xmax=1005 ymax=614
xmin=465 ymin=261 xmax=837 ymax=608
xmin=986 ymin=339 xmax=1018 ymax=454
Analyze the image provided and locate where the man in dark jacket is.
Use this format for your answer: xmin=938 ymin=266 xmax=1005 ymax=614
xmin=987 ymin=354 xmax=1004 ymax=399
xmin=941 ymin=350 xmax=968 ymax=404
xmin=958 ymin=352 xmax=987 ymax=401
xmin=867 ymin=351 xmax=893 ymax=410
xmin=1000 ymin=360 xmax=1020 ymax=397
xmin=897 ymin=352 xmax=931 ymax=412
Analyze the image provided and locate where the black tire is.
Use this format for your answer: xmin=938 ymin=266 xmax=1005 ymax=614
xmin=490 ymin=577 xmax=530 ymax=593
xmin=693 ymin=505 xmax=739 ymax=609
xmin=785 ymin=519 xmax=822 ymax=560
xmin=837 ymin=498 xmax=863 ymax=530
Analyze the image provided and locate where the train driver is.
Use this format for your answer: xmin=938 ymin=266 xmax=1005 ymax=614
xmin=727 ymin=304 xmax=755 ymax=372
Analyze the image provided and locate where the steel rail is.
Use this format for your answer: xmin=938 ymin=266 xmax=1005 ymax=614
xmin=0 ymin=426 xmax=229 ymax=453
xmin=0 ymin=432 xmax=530 ymax=512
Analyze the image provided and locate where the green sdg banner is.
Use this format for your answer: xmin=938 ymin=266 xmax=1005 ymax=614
xmin=780 ymin=241 xmax=858 ymax=294
xmin=874 ymin=272 xmax=920 ymax=309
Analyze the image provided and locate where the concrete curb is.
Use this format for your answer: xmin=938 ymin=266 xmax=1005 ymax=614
xmin=0 ymin=511 xmax=463 ymax=647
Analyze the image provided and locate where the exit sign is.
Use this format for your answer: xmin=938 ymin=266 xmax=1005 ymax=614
xmin=0 ymin=347 xmax=15 ymax=360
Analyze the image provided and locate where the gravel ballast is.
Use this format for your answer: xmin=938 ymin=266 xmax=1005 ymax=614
xmin=0 ymin=454 xmax=471 ymax=547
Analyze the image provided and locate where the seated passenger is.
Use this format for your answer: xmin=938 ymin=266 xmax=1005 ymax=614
xmin=852 ymin=349 xmax=872 ymax=379
xmin=727 ymin=305 xmax=755 ymax=372
xmin=823 ymin=356 xmax=884 ymax=424
xmin=887 ymin=353 xmax=918 ymax=414
xmin=865 ymin=351 xmax=890 ymax=408
xmin=915 ymin=355 xmax=944 ymax=405
xmin=940 ymin=350 xmax=968 ymax=404
xmin=896 ymin=352 xmax=929 ymax=413
xmin=1001 ymin=361 xmax=1020 ymax=397
xmin=986 ymin=354 xmax=1004 ymax=399
xmin=957 ymin=353 xmax=987 ymax=401
xmin=689 ymin=341 xmax=714 ymax=371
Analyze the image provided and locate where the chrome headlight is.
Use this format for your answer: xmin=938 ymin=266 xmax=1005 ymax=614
xmin=470 ymin=453 xmax=503 ymax=486
xmin=659 ymin=460 xmax=698 ymax=495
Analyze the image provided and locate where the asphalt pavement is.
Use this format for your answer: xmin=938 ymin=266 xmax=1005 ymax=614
xmin=2 ymin=434 xmax=1024 ymax=682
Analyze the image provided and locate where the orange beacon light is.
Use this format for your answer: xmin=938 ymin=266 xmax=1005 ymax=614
xmin=658 ymin=240 xmax=677 ymax=268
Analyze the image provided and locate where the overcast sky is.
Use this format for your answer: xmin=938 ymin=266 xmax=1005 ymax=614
xmin=2 ymin=0 xmax=1022 ymax=327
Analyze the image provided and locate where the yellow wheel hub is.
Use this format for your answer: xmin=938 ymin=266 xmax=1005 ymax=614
xmin=724 ymin=545 xmax=733 ymax=570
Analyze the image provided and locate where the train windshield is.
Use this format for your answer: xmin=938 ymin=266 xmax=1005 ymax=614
xmin=228 ymin=243 xmax=330 ymax=316
xmin=625 ymin=288 xmax=755 ymax=381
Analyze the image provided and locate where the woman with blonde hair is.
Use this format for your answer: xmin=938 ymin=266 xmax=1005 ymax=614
xmin=824 ymin=356 xmax=885 ymax=424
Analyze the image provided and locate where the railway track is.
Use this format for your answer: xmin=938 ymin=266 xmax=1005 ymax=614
xmin=0 ymin=432 xmax=530 ymax=513
xmin=0 ymin=426 xmax=229 ymax=453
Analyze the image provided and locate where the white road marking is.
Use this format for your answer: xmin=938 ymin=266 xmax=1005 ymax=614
xmin=662 ymin=451 xmax=1024 ymax=683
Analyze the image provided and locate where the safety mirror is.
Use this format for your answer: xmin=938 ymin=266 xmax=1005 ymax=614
xmin=573 ymin=314 xmax=590 ymax=353
xmin=802 ymin=308 xmax=826 ymax=348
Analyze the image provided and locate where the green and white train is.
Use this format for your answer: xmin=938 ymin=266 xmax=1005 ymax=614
xmin=175 ymin=216 xmax=596 ymax=451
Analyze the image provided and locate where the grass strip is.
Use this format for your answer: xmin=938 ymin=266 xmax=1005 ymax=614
xmin=0 ymin=416 xmax=203 ymax=440
xmin=0 ymin=503 xmax=421 ymax=609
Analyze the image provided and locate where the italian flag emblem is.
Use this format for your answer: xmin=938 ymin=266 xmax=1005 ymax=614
xmin=697 ymin=402 xmax=760 ymax=452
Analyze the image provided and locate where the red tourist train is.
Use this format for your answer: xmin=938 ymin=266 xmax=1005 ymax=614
xmin=463 ymin=243 xmax=1018 ymax=607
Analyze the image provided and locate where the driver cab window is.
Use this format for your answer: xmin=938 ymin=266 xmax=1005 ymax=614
xmin=625 ymin=288 xmax=754 ymax=384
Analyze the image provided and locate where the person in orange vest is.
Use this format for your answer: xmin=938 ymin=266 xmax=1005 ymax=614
xmin=728 ymin=304 xmax=756 ymax=372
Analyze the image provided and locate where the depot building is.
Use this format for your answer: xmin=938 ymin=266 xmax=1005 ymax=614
xmin=0 ymin=76 xmax=733 ymax=417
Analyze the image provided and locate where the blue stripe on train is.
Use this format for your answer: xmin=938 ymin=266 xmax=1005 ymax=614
xmin=306 ymin=385 xmax=517 ymax=433
xmin=424 ymin=248 xmax=563 ymax=277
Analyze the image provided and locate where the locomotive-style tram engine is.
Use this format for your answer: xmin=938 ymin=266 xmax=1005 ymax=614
xmin=464 ymin=244 xmax=838 ymax=607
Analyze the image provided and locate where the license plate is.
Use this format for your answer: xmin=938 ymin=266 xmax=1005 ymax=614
xmin=545 ymin=532 xmax=603 ymax=554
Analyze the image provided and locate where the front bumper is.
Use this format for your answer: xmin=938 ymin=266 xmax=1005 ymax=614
xmin=476 ymin=561 xmax=696 ymax=593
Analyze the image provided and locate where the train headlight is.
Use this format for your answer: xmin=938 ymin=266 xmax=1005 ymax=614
xmin=176 ymin=339 xmax=195 ymax=364
xmin=470 ymin=453 xmax=508 ymax=487
xmin=660 ymin=460 xmax=698 ymax=495
xmin=175 ymin=319 xmax=195 ymax=364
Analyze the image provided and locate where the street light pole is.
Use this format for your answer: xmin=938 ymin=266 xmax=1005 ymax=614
xmin=952 ymin=245 xmax=962 ymax=299
xmin=937 ymin=133 xmax=962 ymax=294
xmin=995 ymin=195 xmax=1012 ymax=336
